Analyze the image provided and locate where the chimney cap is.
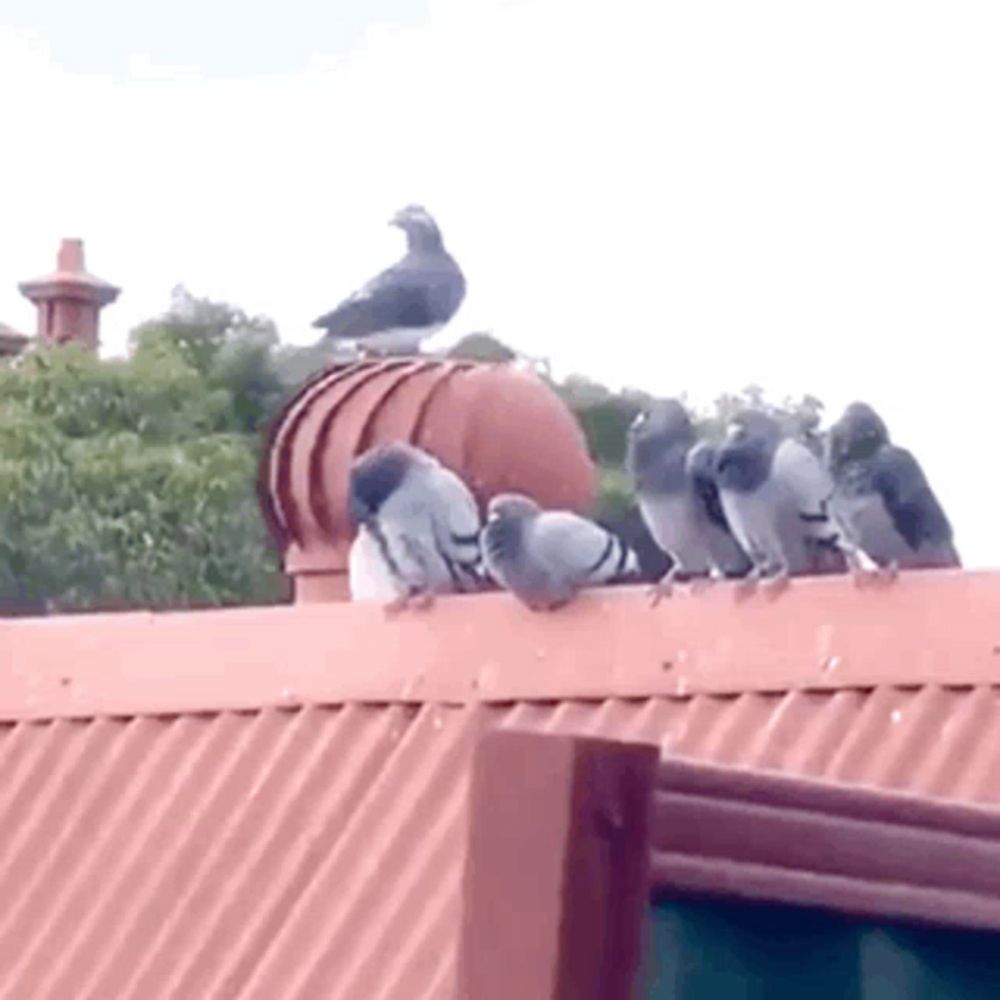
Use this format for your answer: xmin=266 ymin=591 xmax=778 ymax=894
xmin=18 ymin=238 xmax=120 ymax=306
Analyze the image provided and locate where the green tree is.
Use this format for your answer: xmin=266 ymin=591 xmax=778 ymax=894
xmin=0 ymin=344 xmax=287 ymax=612
xmin=130 ymin=286 xmax=292 ymax=435
xmin=447 ymin=332 xmax=517 ymax=363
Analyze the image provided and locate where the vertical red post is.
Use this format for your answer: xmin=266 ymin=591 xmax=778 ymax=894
xmin=458 ymin=730 xmax=658 ymax=1000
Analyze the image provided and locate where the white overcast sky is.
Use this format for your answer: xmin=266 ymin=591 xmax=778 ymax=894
xmin=1 ymin=0 xmax=998 ymax=565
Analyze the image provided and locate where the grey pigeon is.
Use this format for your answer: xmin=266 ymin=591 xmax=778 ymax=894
xmin=480 ymin=493 xmax=638 ymax=610
xmin=826 ymin=402 xmax=960 ymax=578
xmin=314 ymin=205 xmax=466 ymax=355
xmin=714 ymin=410 xmax=845 ymax=594
xmin=348 ymin=441 xmax=481 ymax=609
xmin=626 ymin=400 xmax=751 ymax=599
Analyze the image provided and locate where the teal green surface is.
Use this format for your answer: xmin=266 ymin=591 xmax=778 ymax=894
xmin=643 ymin=897 xmax=1000 ymax=999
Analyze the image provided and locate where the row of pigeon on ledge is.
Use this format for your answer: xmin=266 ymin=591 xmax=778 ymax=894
xmin=347 ymin=400 xmax=959 ymax=612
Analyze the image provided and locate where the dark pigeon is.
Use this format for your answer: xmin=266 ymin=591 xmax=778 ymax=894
xmin=314 ymin=205 xmax=466 ymax=355
xmin=826 ymin=402 xmax=959 ymax=576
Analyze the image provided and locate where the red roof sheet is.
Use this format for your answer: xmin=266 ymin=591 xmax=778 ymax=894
xmin=0 ymin=322 xmax=29 ymax=355
xmin=1 ymin=572 xmax=999 ymax=997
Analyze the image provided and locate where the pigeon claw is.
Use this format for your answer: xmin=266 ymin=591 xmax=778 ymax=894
xmin=409 ymin=588 xmax=436 ymax=610
xmin=382 ymin=587 xmax=435 ymax=615
xmin=761 ymin=570 xmax=790 ymax=599
xmin=734 ymin=567 xmax=761 ymax=601
xmin=382 ymin=593 xmax=410 ymax=616
xmin=648 ymin=568 xmax=679 ymax=607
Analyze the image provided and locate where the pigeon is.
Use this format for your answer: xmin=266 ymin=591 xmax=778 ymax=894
xmin=714 ymin=410 xmax=845 ymax=594
xmin=347 ymin=441 xmax=482 ymax=609
xmin=313 ymin=205 xmax=466 ymax=355
xmin=826 ymin=402 xmax=960 ymax=579
xmin=480 ymin=493 xmax=639 ymax=611
xmin=626 ymin=400 xmax=751 ymax=599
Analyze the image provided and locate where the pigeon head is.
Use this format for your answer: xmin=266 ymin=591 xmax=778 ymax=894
xmin=390 ymin=204 xmax=443 ymax=251
xmin=714 ymin=410 xmax=781 ymax=493
xmin=827 ymin=402 xmax=890 ymax=471
xmin=486 ymin=493 xmax=541 ymax=523
xmin=629 ymin=400 xmax=694 ymax=444
xmin=626 ymin=399 xmax=696 ymax=494
xmin=724 ymin=409 xmax=781 ymax=445
xmin=348 ymin=441 xmax=418 ymax=526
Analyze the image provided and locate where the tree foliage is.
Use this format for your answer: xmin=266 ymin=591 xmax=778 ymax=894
xmin=130 ymin=286 xmax=289 ymax=436
xmin=447 ymin=332 xmax=517 ymax=363
xmin=0 ymin=290 xmax=317 ymax=612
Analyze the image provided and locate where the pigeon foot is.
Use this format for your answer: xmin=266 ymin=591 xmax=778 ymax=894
xmin=688 ymin=574 xmax=717 ymax=595
xmin=382 ymin=587 xmax=435 ymax=615
xmin=761 ymin=569 xmax=790 ymax=599
xmin=648 ymin=567 xmax=680 ymax=607
xmin=734 ymin=568 xmax=762 ymax=601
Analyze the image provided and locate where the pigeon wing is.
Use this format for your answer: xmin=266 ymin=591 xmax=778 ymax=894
xmin=871 ymin=445 xmax=958 ymax=561
xmin=532 ymin=512 xmax=637 ymax=586
xmin=425 ymin=464 xmax=483 ymax=590
xmin=685 ymin=441 xmax=729 ymax=531
xmin=772 ymin=438 xmax=836 ymax=536
xmin=314 ymin=254 xmax=465 ymax=340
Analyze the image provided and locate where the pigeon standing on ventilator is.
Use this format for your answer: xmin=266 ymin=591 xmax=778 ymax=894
xmin=314 ymin=205 xmax=466 ymax=356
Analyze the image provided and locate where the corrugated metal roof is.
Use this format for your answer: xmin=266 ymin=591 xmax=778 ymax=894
xmin=2 ymin=575 xmax=1000 ymax=997
xmin=2 ymin=691 xmax=1000 ymax=998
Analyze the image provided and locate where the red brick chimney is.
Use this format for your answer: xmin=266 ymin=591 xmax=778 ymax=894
xmin=18 ymin=239 xmax=120 ymax=350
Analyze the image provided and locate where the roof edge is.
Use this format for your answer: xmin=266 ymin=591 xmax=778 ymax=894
xmin=0 ymin=570 xmax=998 ymax=721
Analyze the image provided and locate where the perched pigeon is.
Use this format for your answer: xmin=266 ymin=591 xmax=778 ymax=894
xmin=314 ymin=205 xmax=466 ymax=355
xmin=626 ymin=400 xmax=751 ymax=599
xmin=826 ymin=402 xmax=960 ymax=578
xmin=714 ymin=410 xmax=845 ymax=594
xmin=480 ymin=493 xmax=638 ymax=611
xmin=347 ymin=441 xmax=481 ymax=609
